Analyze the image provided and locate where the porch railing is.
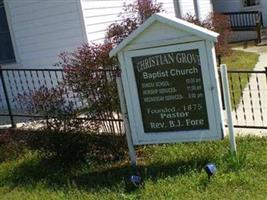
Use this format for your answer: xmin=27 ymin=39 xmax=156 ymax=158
xmin=223 ymin=11 xmax=263 ymax=43
xmin=223 ymin=11 xmax=263 ymax=31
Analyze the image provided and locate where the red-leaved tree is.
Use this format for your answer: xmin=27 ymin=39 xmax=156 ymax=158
xmin=105 ymin=0 xmax=163 ymax=45
xmin=55 ymin=43 xmax=120 ymax=129
xmin=53 ymin=0 xmax=163 ymax=133
xmin=183 ymin=13 xmax=232 ymax=56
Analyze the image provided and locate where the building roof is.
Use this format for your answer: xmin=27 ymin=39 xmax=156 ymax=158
xmin=110 ymin=13 xmax=219 ymax=57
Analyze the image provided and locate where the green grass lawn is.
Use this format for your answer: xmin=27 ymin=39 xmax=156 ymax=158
xmin=220 ymin=50 xmax=259 ymax=109
xmin=221 ymin=50 xmax=259 ymax=70
xmin=1 ymin=136 xmax=267 ymax=200
xmin=0 ymin=50 xmax=261 ymax=200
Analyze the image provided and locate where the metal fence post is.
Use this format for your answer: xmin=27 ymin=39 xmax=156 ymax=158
xmin=217 ymin=55 xmax=222 ymax=66
xmin=0 ymin=66 xmax=15 ymax=128
xmin=256 ymin=21 xmax=262 ymax=44
xmin=256 ymin=12 xmax=262 ymax=44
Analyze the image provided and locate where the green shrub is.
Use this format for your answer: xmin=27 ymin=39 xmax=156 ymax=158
xmin=26 ymin=130 xmax=90 ymax=164
xmin=26 ymin=130 xmax=127 ymax=165
xmin=0 ymin=130 xmax=28 ymax=162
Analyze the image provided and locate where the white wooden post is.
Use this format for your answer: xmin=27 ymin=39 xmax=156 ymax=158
xmin=116 ymin=75 xmax=137 ymax=166
xmin=220 ymin=64 xmax=237 ymax=153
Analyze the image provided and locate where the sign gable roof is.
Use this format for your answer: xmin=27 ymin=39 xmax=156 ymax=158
xmin=110 ymin=13 xmax=219 ymax=57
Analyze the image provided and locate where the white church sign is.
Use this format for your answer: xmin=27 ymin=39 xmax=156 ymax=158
xmin=110 ymin=14 xmax=224 ymax=161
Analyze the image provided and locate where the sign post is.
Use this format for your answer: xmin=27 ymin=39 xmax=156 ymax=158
xmin=116 ymin=74 xmax=137 ymax=166
xmin=220 ymin=64 xmax=237 ymax=153
xmin=110 ymin=13 xmax=225 ymax=163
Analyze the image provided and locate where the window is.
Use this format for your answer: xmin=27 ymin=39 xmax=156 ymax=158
xmin=243 ymin=0 xmax=260 ymax=7
xmin=0 ymin=0 xmax=15 ymax=64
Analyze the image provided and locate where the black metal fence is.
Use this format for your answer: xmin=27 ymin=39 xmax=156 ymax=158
xmin=227 ymin=68 xmax=267 ymax=129
xmin=1 ymin=67 xmax=267 ymax=131
xmin=0 ymin=67 xmax=124 ymax=135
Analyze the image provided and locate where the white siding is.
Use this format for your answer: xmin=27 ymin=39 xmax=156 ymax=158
xmin=158 ymin=0 xmax=176 ymax=17
xmin=212 ymin=0 xmax=241 ymax=12
xmin=179 ymin=0 xmax=196 ymax=17
xmin=176 ymin=0 xmax=213 ymax=20
xmin=198 ymin=0 xmax=213 ymax=20
xmin=81 ymin=0 xmax=176 ymax=43
xmin=4 ymin=0 xmax=86 ymax=68
xmin=81 ymin=0 xmax=128 ymax=42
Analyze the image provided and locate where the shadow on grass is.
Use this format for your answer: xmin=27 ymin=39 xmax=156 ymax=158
xmin=1 ymin=154 xmax=211 ymax=192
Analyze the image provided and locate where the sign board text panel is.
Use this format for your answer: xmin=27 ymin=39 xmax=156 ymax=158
xmin=132 ymin=49 xmax=209 ymax=133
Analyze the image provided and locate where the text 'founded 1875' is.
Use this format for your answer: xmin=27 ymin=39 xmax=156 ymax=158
xmin=132 ymin=49 xmax=209 ymax=133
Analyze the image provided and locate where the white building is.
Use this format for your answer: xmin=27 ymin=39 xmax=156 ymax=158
xmin=0 ymin=0 xmax=214 ymax=69
xmin=1 ymin=0 xmax=265 ymax=70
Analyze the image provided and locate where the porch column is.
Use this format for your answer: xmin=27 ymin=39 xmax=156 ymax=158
xmin=174 ymin=0 xmax=182 ymax=18
xmin=193 ymin=0 xmax=200 ymax=20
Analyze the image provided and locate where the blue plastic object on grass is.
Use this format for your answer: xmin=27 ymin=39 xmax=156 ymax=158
xmin=130 ymin=175 xmax=142 ymax=186
xmin=204 ymin=163 xmax=217 ymax=178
